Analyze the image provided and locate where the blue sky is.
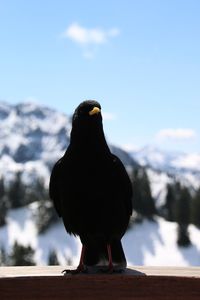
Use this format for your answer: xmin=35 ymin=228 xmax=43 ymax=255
xmin=1 ymin=0 xmax=200 ymax=153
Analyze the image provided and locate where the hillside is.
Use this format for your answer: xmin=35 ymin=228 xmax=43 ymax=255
xmin=130 ymin=147 xmax=200 ymax=206
xmin=1 ymin=205 xmax=200 ymax=266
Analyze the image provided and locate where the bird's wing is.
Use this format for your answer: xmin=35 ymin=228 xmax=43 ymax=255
xmin=112 ymin=155 xmax=133 ymax=216
xmin=49 ymin=158 xmax=63 ymax=217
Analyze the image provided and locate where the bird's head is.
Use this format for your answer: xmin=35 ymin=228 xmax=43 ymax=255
xmin=72 ymin=100 xmax=102 ymax=123
xmin=70 ymin=100 xmax=107 ymax=147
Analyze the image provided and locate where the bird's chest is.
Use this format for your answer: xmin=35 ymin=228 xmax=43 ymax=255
xmin=65 ymin=158 xmax=114 ymax=209
xmin=70 ymin=162 xmax=109 ymax=194
xmin=59 ymin=155 xmax=126 ymax=235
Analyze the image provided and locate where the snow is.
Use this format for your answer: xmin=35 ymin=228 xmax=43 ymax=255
xmin=130 ymin=146 xmax=200 ymax=204
xmin=124 ymin=218 xmax=200 ymax=267
xmin=1 ymin=206 xmax=200 ymax=267
xmin=171 ymin=153 xmax=200 ymax=172
xmin=0 ymin=155 xmax=50 ymax=186
xmin=131 ymin=145 xmax=179 ymax=169
xmin=131 ymin=145 xmax=200 ymax=176
xmin=35 ymin=221 xmax=80 ymax=266
xmin=146 ymin=169 xmax=172 ymax=206
xmin=0 ymin=205 xmax=81 ymax=266
xmin=0 ymin=102 xmax=73 ymax=186
xmin=0 ymin=155 xmax=22 ymax=182
xmin=22 ymin=161 xmax=50 ymax=186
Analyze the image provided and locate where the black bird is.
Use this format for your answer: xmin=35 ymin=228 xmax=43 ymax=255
xmin=49 ymin=100 xmax=133 ymax=274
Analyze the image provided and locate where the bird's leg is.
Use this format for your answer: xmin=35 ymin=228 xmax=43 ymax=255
xmin=99 ymin=243 xmax=125 ymax=274
xmin=62 ymin=245 xmax=87 ymax=275
xmin=98 ymin=243 xmax=114 ymax=273
xmin=107 ymin=243 xmax=114 ymax=273
xmin=77 ymin=244 xmax=86 ymax=272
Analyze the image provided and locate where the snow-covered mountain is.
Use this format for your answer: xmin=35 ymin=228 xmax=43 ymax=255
xmin=130 ymin=146 xmax=200 ymax=205
xmin=0 ymin=102 xmax=70 ymax=185
xmin=0 ymin=102 xmax=70 ymax=163
xmin=131 ymin=145 xmax=200 ymax=175
xmin=0 ymin=101 xmax=136 ymax=185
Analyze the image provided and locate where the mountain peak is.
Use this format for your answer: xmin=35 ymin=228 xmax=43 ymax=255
xmin=0 ymin=101 xmax=70 ymax=166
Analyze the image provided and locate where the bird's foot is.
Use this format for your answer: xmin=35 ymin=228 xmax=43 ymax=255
xmin=62 ymin=265 xmax=88 ymax=275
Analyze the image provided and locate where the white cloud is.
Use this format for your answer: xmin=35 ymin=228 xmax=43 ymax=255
xmin=156 ymin=128 xmax=197 ymax=141
xmin=63 ymin=23 xmax=120 ymax=46
xmin=61 ymin=23 xmax=120 ymax=59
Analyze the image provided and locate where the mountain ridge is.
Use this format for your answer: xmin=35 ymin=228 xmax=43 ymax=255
xmin=0 ymin=101 xmax=137 ymax=186
xmin=131 ymin=145 xmax=200 ymax=174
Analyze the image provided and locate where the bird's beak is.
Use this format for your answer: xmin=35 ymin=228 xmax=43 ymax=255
xmin=89 ymin=107 xmax=101 ymax=116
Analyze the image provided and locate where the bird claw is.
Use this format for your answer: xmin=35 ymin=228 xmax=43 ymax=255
xmin=62 ymin=266 xmax=88 ymax=275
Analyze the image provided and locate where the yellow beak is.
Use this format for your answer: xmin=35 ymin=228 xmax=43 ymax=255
xmin=89 ymin=107 xmax=101 ymax=116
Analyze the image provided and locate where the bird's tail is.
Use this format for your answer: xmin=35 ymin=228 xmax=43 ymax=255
xmin=83 ymin=239 xmax=127 ymax=270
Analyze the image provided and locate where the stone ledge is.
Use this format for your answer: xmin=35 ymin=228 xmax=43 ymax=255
xmin=0 ymin=266 xmax=200 ymax=300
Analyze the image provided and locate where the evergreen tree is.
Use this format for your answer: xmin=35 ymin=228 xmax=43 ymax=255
xmin=0 ymin=177 xmax=8 ymax=226
xmin=140 ymin=169 xmax=157 ymax=218
xmin=28 ymin=178 xmax=58 ymax=233
xmin=9 ymin=241 xmax=36 ymax=266
xmin=177 ymin=224 xmax=191 ymax=247
xmin=131 ymin=168 xmax=142 ymax=214
xmin=175 ymin=186 xmax=191 ymax=247
xmin=191 ymin=188 xmax=200 ymax=228
xmin=175 ymin=186 xmax=191 ymax=225
xmin=162 ymin=181 xmax=181 ymax=222
xmin=26 ymin=178 xmax=49 ymax=204
xmin=8 ymin=172 xmax=26 ymax=208
xmin=48 ymin=249 xmax=59 ymax=265
xmin=164 ymin=183 xmax=176 ymax=221
xmin=0 ymin=246 xmax=7 ymax=266
xmin=35 ymin=197 xmax=58 ymax=234
xmin=132 ymin=167 xmax=156 ymax=219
